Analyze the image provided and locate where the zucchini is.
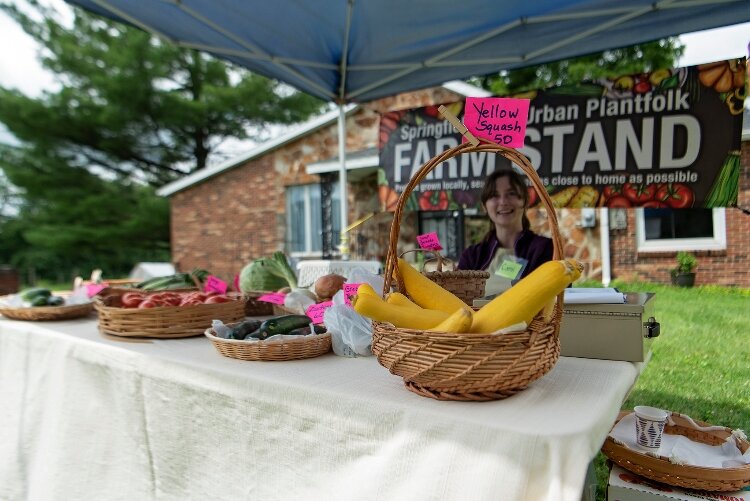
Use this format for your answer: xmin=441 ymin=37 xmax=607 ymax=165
xmin=257 ymin=315 xmax=313 ymax=339
xmin=230 ymin=319 xmax=262 ymax=340
xmin=46 ymin=296 xmax=65 ymax=306
xmin=30 ymin=296 xmax=50 ymax=307
xmin=20 ymin=287 xmax=52 ymax=302
xmin=286 ymin=325 xmax=327 ymax=336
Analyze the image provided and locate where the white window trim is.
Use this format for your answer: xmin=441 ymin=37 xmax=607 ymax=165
xmin=635 ymin=208 xmax=727 ymax=252
xmin=286 ymin=183 xmax=341 ymax=259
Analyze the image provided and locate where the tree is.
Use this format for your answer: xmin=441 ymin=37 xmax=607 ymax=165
xmin=0 ymin=1 xmax=324 ymax=282
xmin=469 ymin=39 xmax=685 ymax=95
xmin=0 ymin=1 xmax=324 ymax=185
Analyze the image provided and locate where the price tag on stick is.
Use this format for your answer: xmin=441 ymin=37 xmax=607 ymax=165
xmin=343 ymin=283 xmax=362 ymax=306
xmin=417 ymin=232 xmax=443 ymax=251
xmin=257 ymin=292 xmax=287 ymax=305
xmin=204 ymin=275 xmax=228 ymax=294
xmin=306 ymin=301 xmax=333 ymax=324
xmin=463 ymin=97 xmax=530 ymax=148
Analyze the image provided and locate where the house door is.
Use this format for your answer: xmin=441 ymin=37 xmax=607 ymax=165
xmin=418 ymin=210 xmax=465 ymax=262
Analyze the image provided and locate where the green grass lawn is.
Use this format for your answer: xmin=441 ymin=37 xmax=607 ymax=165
xmin=583 ymin=280 xmax=750 ymax=499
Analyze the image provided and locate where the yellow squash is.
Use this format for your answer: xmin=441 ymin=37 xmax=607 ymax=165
xmin=397 ymin=258 xmax=466 ymax=314
xmin=470 ymin=259 xmax=583 ymax=333
xmin=426 ymin=305 xmax=474 ymax=333
xmin=356 ymin=283 xmax=380 ymax=297
xmin=385 ymin=292 xmax=422 ymax=310
xmin=352 ymin=293 xmax=449 ymax=329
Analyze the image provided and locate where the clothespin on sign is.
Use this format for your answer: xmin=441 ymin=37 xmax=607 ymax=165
xmin=438 ymin=104 xmax=479 ymax=146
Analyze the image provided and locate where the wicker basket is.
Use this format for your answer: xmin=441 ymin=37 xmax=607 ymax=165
xmin=94 ymin=291 xmax=245 ymax=338
xmin=372 ymin=140 xmax=564 ymax=401
xmin=242 ymin=291 xmax=275 ymax=316
xmin=399 ymin=250 xmax=489 ymax=305
xmin=205 ymin=323 xmax=331 ymax=361
xmin=602 ymin=410 xmax=750 ymax=491
xmin=0 ymin=293 xmax=94 ymax=321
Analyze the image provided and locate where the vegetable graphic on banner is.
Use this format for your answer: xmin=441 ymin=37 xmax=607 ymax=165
xmin=378 ymin=58 xmax=745 ymax=208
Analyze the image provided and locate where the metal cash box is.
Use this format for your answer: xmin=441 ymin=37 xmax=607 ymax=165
xmin=559 ymin=292 xmax=659 ymax=362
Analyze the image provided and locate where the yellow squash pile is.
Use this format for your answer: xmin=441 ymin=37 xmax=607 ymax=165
xmin=352 ymin=258 xmax=583 ymax=334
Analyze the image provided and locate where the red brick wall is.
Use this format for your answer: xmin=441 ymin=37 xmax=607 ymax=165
xmin=608 ymin=141 xmax=750 ymax=287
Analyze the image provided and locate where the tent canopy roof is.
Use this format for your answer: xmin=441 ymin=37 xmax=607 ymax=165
xmin=65 ymin=0 xmax=750 ymax=103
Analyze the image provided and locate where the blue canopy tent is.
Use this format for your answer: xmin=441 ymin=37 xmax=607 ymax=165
xmin=65 ymin=0 xmax=750 ymax=256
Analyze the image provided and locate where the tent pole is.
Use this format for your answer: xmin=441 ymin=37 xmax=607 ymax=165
xmin=337 ymin=104 xmax=350 ymax=260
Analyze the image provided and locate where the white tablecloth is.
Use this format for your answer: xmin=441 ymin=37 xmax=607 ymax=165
xmin=0 ymin=316 xmax=641 ymax=501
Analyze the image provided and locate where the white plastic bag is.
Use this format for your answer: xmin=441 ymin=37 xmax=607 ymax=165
xmin=323 ymin=303 xmax=373 ymax=357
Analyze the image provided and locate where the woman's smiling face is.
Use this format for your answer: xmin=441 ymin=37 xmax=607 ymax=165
xmin=484 ymin=176 xmax=525 ymax=229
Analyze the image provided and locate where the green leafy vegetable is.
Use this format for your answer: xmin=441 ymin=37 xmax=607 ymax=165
xmin=239 ymin=252 xmax=298 ymax=292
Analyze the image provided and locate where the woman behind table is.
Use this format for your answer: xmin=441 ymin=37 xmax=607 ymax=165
xmin=457 ymin=168 xmax=553 ymax=295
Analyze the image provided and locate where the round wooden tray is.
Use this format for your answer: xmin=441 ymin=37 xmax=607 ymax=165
xmin=602 ymin=410 xmax=750 ymax=492
xmin=205 ymin=323 xmax=331 ymax=361
xmin=0 ymin=293 xmax=94 ymax=321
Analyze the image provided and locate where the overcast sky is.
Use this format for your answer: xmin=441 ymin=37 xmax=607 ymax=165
xmin=0 ymin=3 xmax=748 ymax=151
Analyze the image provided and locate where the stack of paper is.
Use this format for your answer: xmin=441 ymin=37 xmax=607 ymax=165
xmin=563 ymin=288 xmax=626 ymax=304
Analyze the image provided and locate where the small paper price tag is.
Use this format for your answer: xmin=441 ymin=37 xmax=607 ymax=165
xmin=495 ymin=256 xmax=528 ymax=280
xmin=258 ymin=292 xmax=286 ymax=305
xmin=86 ymin=283 xmax=108 ymax=298
xmin=232 ymin=274 xmax=240 ymax=292
xmin=343 ymin=283 xmax=362 ymax=306
xmin=416 ymin=232 xmax=442 ymax=251
xmin=204 ymin=275 xmax=228 ymax=294
xmin=306 ymin=301 xmax=333 ymax=324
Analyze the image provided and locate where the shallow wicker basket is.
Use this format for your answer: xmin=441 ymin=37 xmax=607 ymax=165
xmin=372 ymin=139 xmax=564 ymax=401
xmin=0 ymin=293 xmax=94 ymax=321
xmin=94 ymin=291 xmax=245 ymax=338
xmin=205 ymin=323 xmax=331 ymax=361
xmin=602 ymin=410 xmax=750 ymax=492
xmin=242 ymin=291 xmax=275 ymax=316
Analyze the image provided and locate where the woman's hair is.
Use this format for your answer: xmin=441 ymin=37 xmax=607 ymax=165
xmin=480 ymin=167 xmax=531 ymax=239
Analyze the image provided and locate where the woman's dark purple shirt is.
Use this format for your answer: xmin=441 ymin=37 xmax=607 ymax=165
xmin=457 ymin=230 xmax=553 ymax=279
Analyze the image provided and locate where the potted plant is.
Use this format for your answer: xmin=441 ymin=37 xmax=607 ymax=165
xmin=670 ymin=251 xmax=697 ymax=287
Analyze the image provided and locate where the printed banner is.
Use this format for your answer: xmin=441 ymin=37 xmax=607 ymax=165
xmin=378 ymin=58 xmax=746 ymax=209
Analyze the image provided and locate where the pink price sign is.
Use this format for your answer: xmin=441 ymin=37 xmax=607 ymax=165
xmin=416 ymin=232 xmax=442 ymax=251
xmin=257 ymin=292 xmax=286 ymax=305
xmin=86 ymin=283 xmax=108 ymax=298
xmin=463 ymin=97 xmax=529 ymax=148
xmin=306 ymin=301 xmax=333 ymax=324
xmin=343 ymin=283 xmax=362 ymax=306
xmin=204 ymin=275 xmax=228 ymax=294
xmin=232 ymin=274 xmax=240 ymax=292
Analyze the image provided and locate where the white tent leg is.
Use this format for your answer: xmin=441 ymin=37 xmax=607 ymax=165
xmin=600 ymin=207 xmax=611 ymax=286
xmin=337 ymin=104 xmax=350 ymax=260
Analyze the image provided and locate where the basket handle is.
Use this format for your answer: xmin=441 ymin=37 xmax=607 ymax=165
xmin=382 ymin=139 xmax=563 ymax=297
xmin=398 ymin=249 xmax=454 ymax=272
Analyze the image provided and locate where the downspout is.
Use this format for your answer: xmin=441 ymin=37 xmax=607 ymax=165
xmin=600 ymin=208 xmax=611 ymax=286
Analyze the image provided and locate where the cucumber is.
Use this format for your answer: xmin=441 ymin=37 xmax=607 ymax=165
xmin=46 ymin=296 xmax=65 ymax=306
xmin=20 ymin=287 xmax=52 ymax=302
xmin=30 ymin=296 xmax=50 ymax=307
xmin=286 ymin=325 xmax=326 ymax=336
xmin=230 ymin=319 xmax=262 ymax=340
xmin=257 ymin=315 xmax=312 ymax=339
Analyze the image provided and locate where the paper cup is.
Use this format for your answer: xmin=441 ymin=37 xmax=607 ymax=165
xmin=634 ymin=405 xmax=669 ymax=452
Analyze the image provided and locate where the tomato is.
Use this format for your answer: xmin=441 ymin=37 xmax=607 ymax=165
xmin=184 ymin=292 xmax=207 ymax=302
xmin=622 ymin=183 xmax=656 ymax=204
xmin=121 ymin=292 xmax=144 ymax=308
xmin=655 ymin=183 xmax=694 ymax=209
xmin=203 ymin=291 xmax=219 ymax=297
xmin=161 ymin=295 xmax=182 ymax=306
xmin=204 ymin=295 xmax=232 ymax=304
xmin=138 ymin=300 xmax=158 ymax=309
xmin=605 ymin=195 xmax=632 ymax=208
xmin=642 ymin=200 xmax=669 ymax=208
xmin=527 ymin=186 xmax=539 ymax=207
xmin=418 ymin=190 xmax=449 ymax=211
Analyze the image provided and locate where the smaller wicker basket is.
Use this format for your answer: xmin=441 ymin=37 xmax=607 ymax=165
xmin=602 ymin=410 xmax=750 ymax=492
xmin=400 ymin=250 xmax=489 ymax=305
xmin=94 ymin=291 xmax=245 ymax=338
xmin=0 ymin=294 xmax=94 ymax=321
xmin=205 ymin=323 xmax=331 ymax=361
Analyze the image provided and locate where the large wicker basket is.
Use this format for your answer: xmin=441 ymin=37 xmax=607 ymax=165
xmin=205 ymin=323 xmax=331 ymax=361
xmin=602 ymin=410 xmax=750 ymax=491
xmin=0 ymin=293 xmax=94 ymax=321
xmin=94 ymin=291 xmax=245 ymax=338
xmin=372 ymin=140 xmax=564 ymax=401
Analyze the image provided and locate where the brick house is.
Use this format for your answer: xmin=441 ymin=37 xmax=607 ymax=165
xmin=157 ymin=85 xmax=750 ymax=288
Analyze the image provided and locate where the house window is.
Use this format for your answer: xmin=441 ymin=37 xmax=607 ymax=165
xmin=286 ymin=183 xmax=340 ymax=256
xmin=636 ymin=208 xmax=726 ymax=252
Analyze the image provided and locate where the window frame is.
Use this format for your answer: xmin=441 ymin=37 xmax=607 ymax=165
xmin=635 ymin=208 xmax=726 ymax=252
xmin=286 ymin=182 xmax=341 ymax=258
